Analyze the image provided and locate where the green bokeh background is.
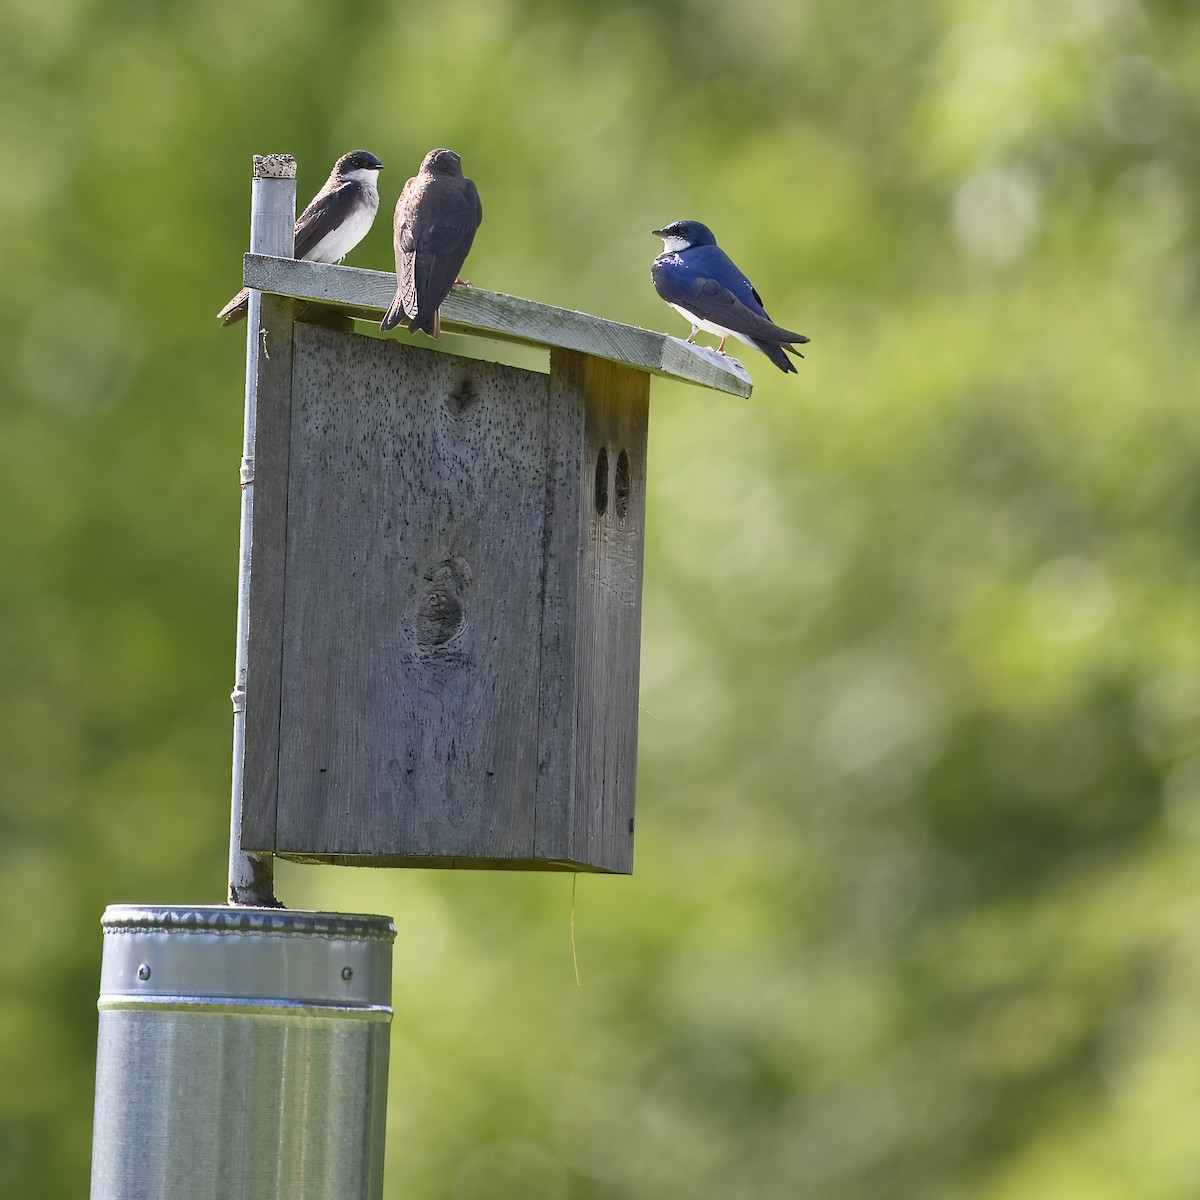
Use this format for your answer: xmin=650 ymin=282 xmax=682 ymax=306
xmin=3 ymin=1 xmax=1200 ymax=1196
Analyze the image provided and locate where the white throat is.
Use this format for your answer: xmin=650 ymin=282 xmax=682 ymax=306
xmin=659 ymin=234 xmax=692 ymax=254
xmin=342 ymin=167 xmax=381 ymax=190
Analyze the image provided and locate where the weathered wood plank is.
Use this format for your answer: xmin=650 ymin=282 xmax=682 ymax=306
xmin=275 ymin=852 xmax=611 ymax=871
xmin=274 ymin=325 xmax=554 ymax=860
xmin=531 ymin=357 xmax=585 ymax=862
xmin=556 ymin=350 xmax=647 ymax=874
xmin=240 ymin=292 xmax=297 ymax=852
xmin=242 ymin=253 xmax=753 ymax=399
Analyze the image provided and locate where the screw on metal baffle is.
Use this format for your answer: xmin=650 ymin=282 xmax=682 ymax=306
xmin=136 ymin=963 xmax=151 ymax=981
xmin=341 ymin=966 xmax=354 ymax=981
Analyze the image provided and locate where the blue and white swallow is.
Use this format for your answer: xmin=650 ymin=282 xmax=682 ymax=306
xmin=651 ymin=219 xmax=808 ymax=373
xmin=218 ymin=149 xmax=384 ymax=326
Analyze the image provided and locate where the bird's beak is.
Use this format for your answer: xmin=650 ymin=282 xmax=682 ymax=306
xmin=650 ymin=228 xmax=665 ymax=237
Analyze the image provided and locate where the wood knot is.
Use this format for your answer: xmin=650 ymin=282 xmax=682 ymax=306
xmin=447 ymin=376 xmax=480 ymax=416
xmin=412 ymin=557 xmax=470 ymax=649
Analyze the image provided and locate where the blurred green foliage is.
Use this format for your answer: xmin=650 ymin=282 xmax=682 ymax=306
xmin=2 ymin=0 xmax=1199 ymax=1196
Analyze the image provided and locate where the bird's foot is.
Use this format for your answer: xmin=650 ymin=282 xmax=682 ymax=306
xmin=716 ymin=336 xmax=728 ymax=355
xmin=454 ymin=277 xmax=472 ymax=287
xmin=685 ymin=329 xmax=699 ymax=344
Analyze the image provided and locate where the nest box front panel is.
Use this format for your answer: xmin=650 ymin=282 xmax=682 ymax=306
xmin=241 ymin=316 xmax=649 ymax=872
xmin=273 ymin=325 xmax=550 ymax=860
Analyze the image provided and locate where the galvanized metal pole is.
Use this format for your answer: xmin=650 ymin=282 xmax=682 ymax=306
xmin=90 ymin=905 xmax=395 ymax=1200
xmin=228 ymin=154 xmax=296 ymax=906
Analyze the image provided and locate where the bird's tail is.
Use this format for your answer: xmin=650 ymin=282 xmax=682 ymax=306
xmin=753 ymin=338 xmax=799 ymax=374
xmin=408 ymin=308 xmax=441 ymax=339
xmin=217 ymin=288 xmax=250 ymax=326
xmin=380 ymin=291 xmax=408 ymax=332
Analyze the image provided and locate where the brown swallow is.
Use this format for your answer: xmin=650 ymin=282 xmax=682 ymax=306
xmin=217 ymin=149 xmax=383 ymax=327
xmin=380 ymin=148 xmax=482 ymax=337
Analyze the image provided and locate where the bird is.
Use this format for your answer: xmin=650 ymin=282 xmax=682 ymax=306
xmin=217 ymin=149 xmax=384 ymax=326
xmin=381 ymin=148 xmax=482 ymax=337
xmin=650 ymin=219 xmax=808 ymax=373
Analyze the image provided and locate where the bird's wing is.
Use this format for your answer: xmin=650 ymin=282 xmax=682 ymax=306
xmin=293 ymin=179 xmax=357 ymax=261
xmin=393 ymin=177 xmax=424 ymax=316
xmin=403 ymin=178 xmax=481 ymax=322
xmin=652 ymin=253 xmax=808 ymax=345
xmin=405 ymin=179 xmax=480 ymax=255
xmin=396 ymin=178 xmax=420 ymax=255
xmin=470 ymin=179 xmax=483 ymax=230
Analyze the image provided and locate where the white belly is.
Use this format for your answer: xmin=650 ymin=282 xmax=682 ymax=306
xmin=669 ymin=303 xmax=757 ymax=350
xmin=305 ymin=190 xmax=379 ymax=264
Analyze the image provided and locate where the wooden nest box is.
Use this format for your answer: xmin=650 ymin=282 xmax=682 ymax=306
xmin=234 ymin=166 xmax=751 ymax=874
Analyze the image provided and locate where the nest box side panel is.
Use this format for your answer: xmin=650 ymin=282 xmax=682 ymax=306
xmin=274 ymin=324 xmax=551 ymax=859
xmin=241 ymin=293 xmax=298 ymax=851
xmin=540 ymin=350 xmax=649 ymax=874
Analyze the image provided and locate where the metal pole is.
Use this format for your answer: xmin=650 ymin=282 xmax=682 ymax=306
xmin=228 ymin=154 xmax=296 ymax=906
xmin=90 ymin=905 xmax=395 ymax=1200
